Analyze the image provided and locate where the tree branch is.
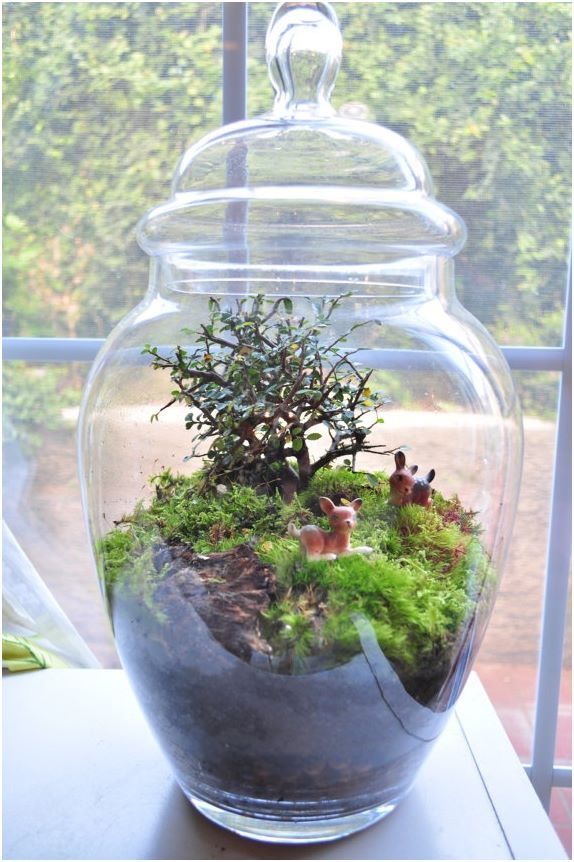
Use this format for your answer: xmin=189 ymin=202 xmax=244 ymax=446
xmin=310 ymin=440 xmax=395 ymax=475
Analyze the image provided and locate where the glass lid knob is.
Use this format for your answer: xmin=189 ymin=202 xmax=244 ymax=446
xmin=266 ymin=1 xmax=342 ymax=118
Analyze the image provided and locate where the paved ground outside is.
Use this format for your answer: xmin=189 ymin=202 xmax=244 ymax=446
xmin=3 ymin=411 xmax=571 ymax=851
xmin=476 ymin=662 xmax=572 ymax=856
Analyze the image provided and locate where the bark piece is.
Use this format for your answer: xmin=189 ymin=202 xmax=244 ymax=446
xmin=155 ymin=543 xmax=276 ymax=661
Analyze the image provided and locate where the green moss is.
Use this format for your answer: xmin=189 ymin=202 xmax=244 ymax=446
xmin=97 ymin=529 xmax=135 ymax=586
xmin=97 ymin=465 xmax=493 ymax=689
xmin=262 ymin=600 xmax=316 ymax=658
xmin=97 ymin=521 xmax=168 ymax=621
xmin=284 ymin=548 xmax=474 ymax=673
xmin=303 ymin=467 xmax=386 ymax=507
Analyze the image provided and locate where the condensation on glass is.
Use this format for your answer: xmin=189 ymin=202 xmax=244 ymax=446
xmin=79 ymin=2 xmax=523 ymax=844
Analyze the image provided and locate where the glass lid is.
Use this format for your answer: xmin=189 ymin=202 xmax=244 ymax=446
xmin=137 ymin=1 xmax=466 ymax=264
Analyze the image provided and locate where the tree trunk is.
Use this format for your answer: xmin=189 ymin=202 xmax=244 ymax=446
xmin=296 ymin=444 xmax=312 ymax=490
xmin=280 ymin=464 xmax=299 ymax=503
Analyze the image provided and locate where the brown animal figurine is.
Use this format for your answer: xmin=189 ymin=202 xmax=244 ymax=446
xmin=389 ymin=451 xmax=435 ymax=508
xmin=288 ymin=497 xmax=373 ymax=561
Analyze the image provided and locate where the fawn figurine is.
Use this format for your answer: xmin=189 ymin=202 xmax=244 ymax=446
xmin=288 ymin=497 xmax=373 ymax=561
xmin=389 ymin=451 xmax=435 ymax=508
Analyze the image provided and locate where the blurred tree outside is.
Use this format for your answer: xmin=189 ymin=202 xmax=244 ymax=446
xmin=3 ymin=2 xmax=222 ymax=339
xmin=2 ymin=2 xmax=572 ymax=422
xmin=3 ymin=362 xmax=80 ymax=451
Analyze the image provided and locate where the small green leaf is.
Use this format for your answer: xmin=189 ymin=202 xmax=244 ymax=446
xmin=307 ymin=432 xmax=322 ymax=440
xmin=292 ymin=437 xmax=303 ymax=452
xmin=4 ymin=213 xmax=26 ymax=232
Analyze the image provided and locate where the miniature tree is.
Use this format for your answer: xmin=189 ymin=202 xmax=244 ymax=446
xmin=144 ymin=294 xmax=392 ymax=500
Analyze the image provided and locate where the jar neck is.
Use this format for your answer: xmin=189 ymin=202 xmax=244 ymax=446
xmin=152 ymin=255 xmax=455 ymax=304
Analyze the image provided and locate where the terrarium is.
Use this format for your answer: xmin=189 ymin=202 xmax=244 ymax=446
xmin=78 ymin=1 xmax=523 ymax=844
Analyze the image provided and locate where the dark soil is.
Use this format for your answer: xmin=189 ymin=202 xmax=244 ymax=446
xmin=111 ymin=578 xmax=449 ymax=811
xmin=109 ymin=535 xmax=477 ymax=811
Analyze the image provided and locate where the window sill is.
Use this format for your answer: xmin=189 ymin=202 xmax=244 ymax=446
xmin=3 ymin=670 xmax=566 ymax=860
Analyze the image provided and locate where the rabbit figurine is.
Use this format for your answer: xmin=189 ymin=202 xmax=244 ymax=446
xmin=288 ymin=497 xmax=373 ymax=561
xmin=389 ymin=451 xmax=435 ymax=508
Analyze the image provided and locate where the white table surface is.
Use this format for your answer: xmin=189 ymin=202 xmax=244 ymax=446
xmin=3 ymin=669 xmax=566 ymax=861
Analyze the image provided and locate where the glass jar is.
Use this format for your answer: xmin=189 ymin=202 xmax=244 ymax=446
xmin=79 ymin=1 xmax=523 ymax=844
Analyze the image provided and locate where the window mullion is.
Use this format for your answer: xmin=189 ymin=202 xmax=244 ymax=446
xmin=222 ymin=1 xmax=247 ymax=124
xmin=2 ymin=337 xmax=569 ymax=372
xmin=529 ymin=253 xmax=572 ymax=808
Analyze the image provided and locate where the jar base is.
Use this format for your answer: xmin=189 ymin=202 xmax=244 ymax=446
xmin=186 ymin=793 xmax=399 ymax=844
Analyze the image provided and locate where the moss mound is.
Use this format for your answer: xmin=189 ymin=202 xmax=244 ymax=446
xmin=99 ymin=467 xmax=492 ymax=697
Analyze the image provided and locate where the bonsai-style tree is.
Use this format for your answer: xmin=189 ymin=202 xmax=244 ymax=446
xmin=144 ymin=294 xmax=392 ymax=500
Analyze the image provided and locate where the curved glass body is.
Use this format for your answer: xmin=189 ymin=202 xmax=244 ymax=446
xmin=79 ymin=1 xmax=522 ymax=844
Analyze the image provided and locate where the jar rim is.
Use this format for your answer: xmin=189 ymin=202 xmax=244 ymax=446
xmin=137 ymin=187 xmax=467 ymax=260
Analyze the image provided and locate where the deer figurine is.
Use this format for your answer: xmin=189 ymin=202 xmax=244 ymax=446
xmin=288 ymin=497 xmax=373 ymax=561
xmin=389 ymin=451 xmax=435 ymax=508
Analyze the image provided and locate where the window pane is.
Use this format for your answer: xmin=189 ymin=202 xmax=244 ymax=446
xmin=550 ymin=787 xmax=572 ymax=857
xmin=248 ymin=2 xmax=571 ymax=347
xmin=3 ymin=361 xmax=119 ymax=666
xmin=3 ymin=2 xmax=222 ymax=339
xmin=475 ymin=370 xmax=570 ymax=755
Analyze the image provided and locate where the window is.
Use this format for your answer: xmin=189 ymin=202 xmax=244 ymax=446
xmin=3 ymin=2 xmax=571 ymax=846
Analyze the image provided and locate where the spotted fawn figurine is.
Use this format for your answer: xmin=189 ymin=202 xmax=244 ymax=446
xmin=389 ymin=451 xmax=435 ymax=508
xmin=288 ymin=497 xmax=373 ymax=561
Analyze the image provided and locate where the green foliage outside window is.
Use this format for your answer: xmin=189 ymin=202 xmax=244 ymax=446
xmin=3 ymin=3 xmax=222 ymax=337
xmin=3 ymin=362 xmax=80 ymax=450
xmin=2 ymin=2 xmax=571 ymax=422
xmin=249 ymin=2 xmax=571 ymax=349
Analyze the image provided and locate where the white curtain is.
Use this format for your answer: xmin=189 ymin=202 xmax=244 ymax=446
xmin=3 ymin=521 xmax=100 ymax=670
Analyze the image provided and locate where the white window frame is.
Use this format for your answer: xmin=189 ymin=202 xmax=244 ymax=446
xmin=2 ymin=2 xmax=571 ymax=812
